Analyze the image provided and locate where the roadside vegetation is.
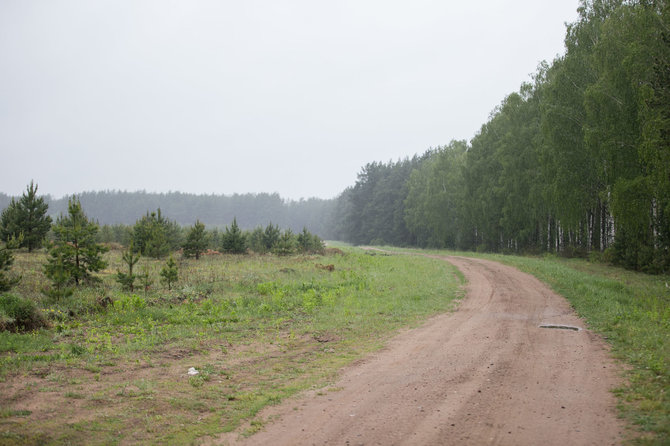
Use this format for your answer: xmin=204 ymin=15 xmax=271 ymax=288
xmin=0 ymin=247 xmax=463 ymax=444
xmin=386 ymin=245 xmax=668 ymax=445
xmin=490 ymin=254 xmax=669 ymax=445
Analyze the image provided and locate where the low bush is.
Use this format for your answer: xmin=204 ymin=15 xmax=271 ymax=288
xmin=0 ymin=293 xmax=49 ymax=332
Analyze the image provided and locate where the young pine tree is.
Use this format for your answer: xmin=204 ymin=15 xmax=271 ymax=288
xmin=221 ymin=218 xmax=247 ymax=254
xmin=138 ymin=263 xmax=153 ymax=296
xmin=0 ymin=244 xmax=20 ymax=292
xmin=44 ymin=197 xmax=108 ymax=287
xmin=132 ymin=209 xmax=180 ymax=259
xmin=183 ymin=220 xmax=207 ymax=260
xmin=263 ymin=223 xmax=281 ymax=252
xmin=0 ymin=181 xmax=51 ymax=251
xmin=160 ymin=255 xmax=178 ymax=290
xmin=273 ymin=229 xmax=295 ymax=256
xmin=116 ymin=244 xmax=140 ymax=291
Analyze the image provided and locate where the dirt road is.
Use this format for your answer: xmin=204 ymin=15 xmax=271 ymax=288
xmin=219 ymin=255 xmax=624 ymax=445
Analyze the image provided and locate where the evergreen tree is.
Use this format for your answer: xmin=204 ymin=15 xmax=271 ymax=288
xmin=0 ymin=199 xmax=20 ymax=245
xmin=273 ymin=229 xmax=295 ymax=256
xmin=296 ymin=228 xmax=325 ymax=254
xmin=247 ymin=227 xmax=266 ymax=254
xmin=263 ymin=223 xmax=281 ymax=252
xmin=183 ymin=220 xmax=208 ymax=259
xmin=221 ymin=218 xmax=247 ymax=254
xmin=0 ymin=181 xmax=51 ymax=251
xmin=160 ymin=255 xmax=178 ymax=290
xmin=0 ymin=244 xmax=20 ymax=292
xmin=132 ymin=209 xmax=181 ymax=259
xmin=116 ymin=244 xmax=140 ymax=291
xmin=139 ymin=263 xmax=153 ymax=296
xmin=42 ymin=249 xmax=74 ymax=300
xmin=44 ymin=197 xmax=108 ymax=287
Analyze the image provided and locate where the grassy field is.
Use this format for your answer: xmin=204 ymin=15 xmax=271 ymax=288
xmin=0 ymin=247 xmax=464 ymax=445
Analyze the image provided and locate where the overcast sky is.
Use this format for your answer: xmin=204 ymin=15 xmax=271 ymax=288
xmin=0 ymin=1 xmax=579 ymax=200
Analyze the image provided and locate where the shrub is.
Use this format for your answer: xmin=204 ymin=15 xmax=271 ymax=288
xmin=0 ymin=293 xmax=49 ymax=332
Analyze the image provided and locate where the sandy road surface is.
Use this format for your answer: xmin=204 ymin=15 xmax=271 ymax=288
xmin=218 ymin=255 xmax=624 ymax=445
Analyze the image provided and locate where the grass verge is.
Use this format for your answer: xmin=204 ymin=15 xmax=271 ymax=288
xmin=388 ymin=245 xmax=668 ymax=446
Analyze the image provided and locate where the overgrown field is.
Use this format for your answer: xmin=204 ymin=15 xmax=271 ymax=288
xmin=0 ymin=248 xmax=463 ymax=445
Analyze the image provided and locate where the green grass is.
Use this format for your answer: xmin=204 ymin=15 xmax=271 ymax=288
xmin=390 ymin=246 xmax=669 ymax=445
xmin=486 ymin=254 xmax=669 ymax=445
xmin=0 ymin=247 xmax=463 ymax=444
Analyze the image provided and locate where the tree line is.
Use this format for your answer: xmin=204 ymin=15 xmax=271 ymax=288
xmin=2 ymin=1 xmax=667 ymax=274
xmin=331 ymin=0 xmax=669 ymax=273
xmin=1 ymin=182 xmax=326 ymax=307
xmin=0 ymin=190 xmax=336 ymax=238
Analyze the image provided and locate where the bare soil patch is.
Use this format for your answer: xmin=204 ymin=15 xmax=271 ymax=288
xmin=218 ymin=255 xmax=624 ymax=446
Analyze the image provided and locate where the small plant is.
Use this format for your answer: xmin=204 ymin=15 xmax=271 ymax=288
xmin=41 ymin=250 xmax=74 ymax=301
xmin=113 ymin=294 xmax=146 ymax=311
xmin=0 ymin=293 xmax=49 ymax=332
xmin=160 ymin=255 xmax=179 ymax=290
xmin=116 ymin=244 xmax=140 ymax=291
xmin=139 ymin=263 xmax=154 ymax=295
xmin=0 ymin=244 xmax=20 ymax=292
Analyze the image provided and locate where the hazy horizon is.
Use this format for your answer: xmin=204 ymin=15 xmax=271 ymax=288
xmin=1 ymin=1 xmax=579 ymax=200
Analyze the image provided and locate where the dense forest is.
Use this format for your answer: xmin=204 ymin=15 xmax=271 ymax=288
xmin=331 ymin=0 xmax=670 ymax=272
xmin=0 ymin=191 xmax=336 ymax=238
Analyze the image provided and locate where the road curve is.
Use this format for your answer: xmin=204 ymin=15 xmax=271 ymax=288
xmin=217 ymin=255 xmax=624 ymax=446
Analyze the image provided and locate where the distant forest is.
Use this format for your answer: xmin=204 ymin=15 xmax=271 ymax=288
xmin=329 ymin=1 xmax=670 ymax=273
xmin=0 ymin=191 xmax=337 ymax=238
xmin=2 ymin=1 xmax=668 ymax=272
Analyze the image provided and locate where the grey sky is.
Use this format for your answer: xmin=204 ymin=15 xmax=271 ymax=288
xmin=0 ymin=1 xmax=579 ymax=200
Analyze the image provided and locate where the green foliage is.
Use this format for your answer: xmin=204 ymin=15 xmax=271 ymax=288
xmin=296 ymin=227 xmax=325 ymax=254
xmin=0 ymin=293 xmax=48 ymax=332
xmin=221 ymin=218 xmax=247 ymax=254
xmin=481 ymin=252 xmax=670 ymax=444
xmin=160 ymin=255 xmax=178 ymax=290
xmin=183 ymin=220 xmax=208 ymax=260
xmin=138 ymin=263 xmax=154 ymax=294
xmin=41 ymin=249 xmax=74 ymax=301
xmin=272 ymin=229 xmax=295 ymax=256
xmin=329 ymin=2 xmax=670 ymax=272
xmin=116 ymin=244 xmax=140 ymax=291
xmin=0 ymin=181 xmax=51 ymax=252
xmin=247 ymin=227 xmax=266 ymax=254
xmin=0 ymin=244 xmax=20 ymax=292
xmin=113 ymin=294 xmax=146 ymax=311
xmin=263 ymin=223 xmax=281 ymax=252
xmin=44 ymin=197 xmax=108 ymax=288
xmin=336 ymin=158 xmax=424 ymax=246
xmin=132 ymin=209 xmax=181 ymax=259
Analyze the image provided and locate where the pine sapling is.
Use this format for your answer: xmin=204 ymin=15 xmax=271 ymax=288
xmin=160 ymin=255 xmax=178 ymax=290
